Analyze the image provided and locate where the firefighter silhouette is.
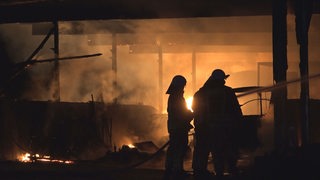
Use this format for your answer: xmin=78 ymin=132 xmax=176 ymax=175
xmin=192 ymin=69 xmax=243 ymax=178
xmin=164 ymin=75 xmax=193 ymax=179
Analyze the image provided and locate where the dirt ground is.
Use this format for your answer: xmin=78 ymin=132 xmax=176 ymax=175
xmin=0 ymin=150 xmax=255 ymax=180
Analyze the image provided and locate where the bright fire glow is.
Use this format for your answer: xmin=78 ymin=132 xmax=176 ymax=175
xmin=186 ymin=96 xmax=193 ymax=112
xmin=17 ymin=153 xmax=74 ymax=164
xmin=19 ymin=153 xmax=31 ymax=162
xmin=128 ymin=144 xmax=135 ymax=148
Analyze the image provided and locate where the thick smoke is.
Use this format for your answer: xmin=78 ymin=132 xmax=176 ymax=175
xmin=255 ymin=104 xmax=274 ymax=156
xmin=1 ymin=16 xmax=319 ymax=110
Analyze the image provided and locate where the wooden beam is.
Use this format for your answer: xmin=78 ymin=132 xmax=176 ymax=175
xmin=0 ymin=0 xmax=275 ymax=23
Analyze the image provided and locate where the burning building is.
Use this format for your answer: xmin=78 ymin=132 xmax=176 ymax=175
xmin=0 ymin=2 xmax=319 ymax=179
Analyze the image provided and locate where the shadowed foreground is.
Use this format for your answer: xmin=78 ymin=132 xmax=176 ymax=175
xmin=1 ymin=144 xmax=320 ymax=180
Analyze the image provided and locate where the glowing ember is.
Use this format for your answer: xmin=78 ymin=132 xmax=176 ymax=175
xmin=18 ymin=153 xmax=31 ymax=162
xmin=128 ymin=144 xmax=135 ymax=148
xmin=17 ymin=153 xmax=74 ymax=164
xmin=186 ymin=96 xmax=193 ymax=112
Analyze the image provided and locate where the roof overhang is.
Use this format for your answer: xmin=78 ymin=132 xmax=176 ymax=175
xmin=0 ymin=0 xmax=277 ymax=23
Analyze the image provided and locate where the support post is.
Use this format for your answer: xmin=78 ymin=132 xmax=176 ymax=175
xmin=112 ymin=33 xmax=118 ymax=103
xmin=294 ymin=0 xmax=313 ymax=146
xmin=53 ymin=21 xmax=60 ymax=101
xmin=158 ymin=43 xmax=163 ymax=113
xmin=272 ymin=0 xmax=288 ymax=153
xmin=192 ymin=49 xmax=197 ymax=93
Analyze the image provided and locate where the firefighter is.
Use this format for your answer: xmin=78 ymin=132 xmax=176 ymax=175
xmin=164 ymin=75 xmax=194 ymax=179
xmin=192 ymin=82 xmax=212 ymax=178
xmin=192 ymin=69 xmax=243 ymax=178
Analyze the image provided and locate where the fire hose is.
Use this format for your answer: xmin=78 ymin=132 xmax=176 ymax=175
xmin=115 ymin=133 xmax=195 ymax=172
xmin=118 ymin=140 xmax=170 ymax=171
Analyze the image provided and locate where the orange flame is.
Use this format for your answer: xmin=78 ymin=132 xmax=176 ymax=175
xmin=128 ymin=144 xmax=135 ymax=148
xmin=186 ymin=96 xmax=193 ymax=112
xmin=17 ymin=153 xmax=74 ymax=164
